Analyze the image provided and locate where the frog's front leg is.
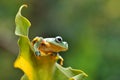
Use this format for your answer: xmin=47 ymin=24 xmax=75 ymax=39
xmin=55 ymin=53 xmax=64 ymax=65
xmin=32 ymin=37 xmax=43 ymax=56
xmin=58 ymin=54 xmax=64 ymax=65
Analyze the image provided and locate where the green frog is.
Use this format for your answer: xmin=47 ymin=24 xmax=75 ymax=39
xmin=32 ymin=36 xmax=68 ymax=65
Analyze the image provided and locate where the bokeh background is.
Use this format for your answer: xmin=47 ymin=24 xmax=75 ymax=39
xmin=0 ymin=0 xmax=120 ymax=80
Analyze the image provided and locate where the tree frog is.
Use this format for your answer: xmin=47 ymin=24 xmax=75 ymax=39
xmin=32 ymin=36 xmax=68 ymax=65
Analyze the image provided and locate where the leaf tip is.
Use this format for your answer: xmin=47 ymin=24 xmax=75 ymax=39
xmin=84 ymin=72 xmax=88 ymax=77
xmin=17 ymin=4 xmax=28 ymax=16
xmin=22 ymin=4 xmax=28 ymax=8
xmin=20 ymin=4 xmax=28 ymax=10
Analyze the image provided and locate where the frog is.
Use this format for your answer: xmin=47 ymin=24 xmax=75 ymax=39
xmin=31 ymin=36 xmax=68 ymax=65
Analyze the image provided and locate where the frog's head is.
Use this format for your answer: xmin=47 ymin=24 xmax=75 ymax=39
xmin=40 ymin=36 xmax=68 ymax=53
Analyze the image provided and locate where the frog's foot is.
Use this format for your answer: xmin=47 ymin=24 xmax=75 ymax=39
xmin=35 ymin=51 xmax=41 ymax=56
xmin=59 ymin=55 xmax=64 ymax=65
xmin=54 ymin=53 xmax=64 ymax=65
xmin=50 ymin=53 xmax=64 ymax=65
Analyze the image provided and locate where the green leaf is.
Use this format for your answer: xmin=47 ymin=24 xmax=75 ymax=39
xmin=53 ymin=63 xmax=88 ymax=80
xmin=14 ymin=4 xmax=88 ymax=80
xmin=15 ymin=4 xmax=31 ymax=37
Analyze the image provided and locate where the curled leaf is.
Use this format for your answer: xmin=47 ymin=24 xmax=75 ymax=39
xmin=15 ymin=4 xmax=31 ymax=37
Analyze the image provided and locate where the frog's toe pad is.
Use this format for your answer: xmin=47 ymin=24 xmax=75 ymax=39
xmin=35 ymin=51 xmax=41 ymax=56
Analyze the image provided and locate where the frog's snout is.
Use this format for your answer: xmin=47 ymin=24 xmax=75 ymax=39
xmin=63 ymin=42 xmax=68 ymax=50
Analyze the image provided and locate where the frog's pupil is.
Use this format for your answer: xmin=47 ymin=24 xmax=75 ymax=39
xmin=58 ymin=38 xmax=62 ymax=42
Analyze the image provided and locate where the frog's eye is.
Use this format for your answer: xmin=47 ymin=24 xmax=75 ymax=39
xmin=55 ymin=36 xmax=63 ymax=43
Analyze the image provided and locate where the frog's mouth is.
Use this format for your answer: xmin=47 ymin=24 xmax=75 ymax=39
xmin=48 ymin=42 xmax=68 ymax=52
xmin=39 ymin=40 xmax=68 ymax=53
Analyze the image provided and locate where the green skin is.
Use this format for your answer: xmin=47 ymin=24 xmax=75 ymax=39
xmin=32 ymin=36 xmax=68 ymax=65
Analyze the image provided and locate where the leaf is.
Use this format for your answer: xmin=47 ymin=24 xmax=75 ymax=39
xmin=14 ymin=4 xmax=88 ymax=80
xmin=53 ymin=63 xmax=88 ymax=80
xmin=15 ymin=4 xmax=31 ymax=37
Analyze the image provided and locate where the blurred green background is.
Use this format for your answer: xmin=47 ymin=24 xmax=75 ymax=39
xmin=0 ymin=0 xmax=120 ymax=80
